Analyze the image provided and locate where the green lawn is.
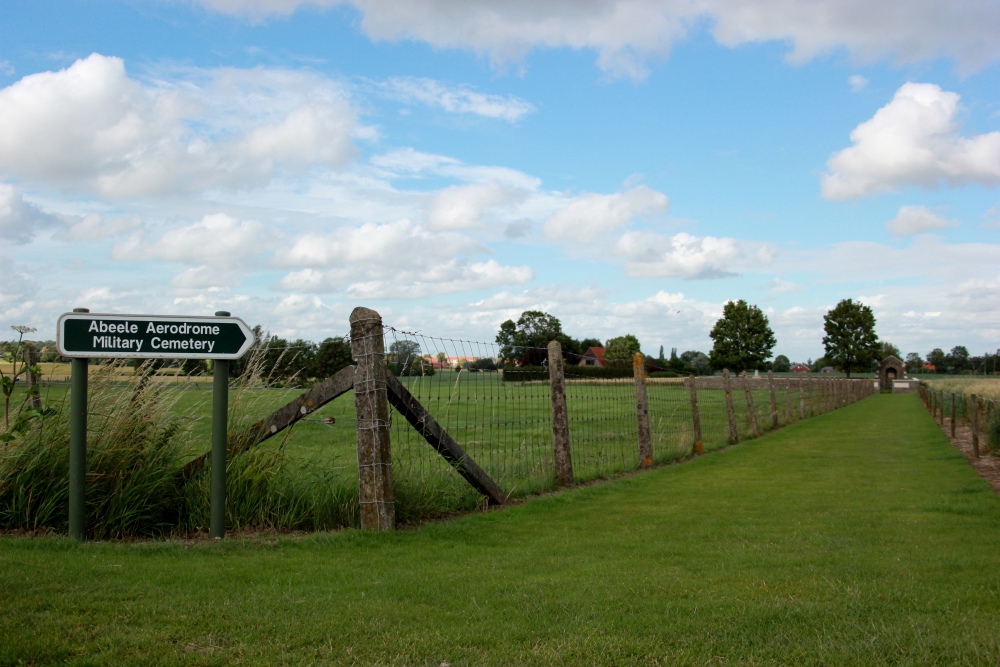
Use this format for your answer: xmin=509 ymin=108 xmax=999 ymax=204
xmin=2 ymin=393 xmax=998 ymax=666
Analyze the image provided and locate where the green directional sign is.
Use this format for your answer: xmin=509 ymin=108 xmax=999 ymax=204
xmin=57 ymin=312 xmax=255 ymax=359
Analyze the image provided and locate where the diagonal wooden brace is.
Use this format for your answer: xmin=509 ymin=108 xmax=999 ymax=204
xmin=178 ymin=364 xmax=358 ymax=482
xmin=384 ymin=370 xmax=508 ymax=506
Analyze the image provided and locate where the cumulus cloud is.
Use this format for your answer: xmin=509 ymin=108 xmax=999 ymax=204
xmin=885 ymin=205 xmax=959 ymax=236
xmin=382 ymin=77 xmax=535 ymax=121
xmin=0 ymin=183 xmax=59 ymax=244
xmin=273 ymin=217 xmax=533 ymax=297
xmin=113 ymin=213 xmax=272 ymax=268
xmin=848 ymin=74 xmax=868 ymax=92
xmin=544 ymin=185 xmax=668 ymax=242
xmin=0 ymin=54 xmax=359 ymax=197
xmin=426 ymin=183 xmax=515 ymax=230
xmin=615 ymin=231 xmax=773 ymax=279
xmin=822 ymin=82 xmax=1000 ymax=199
xmin=191 ymin=0 xmax=1000 ymax=77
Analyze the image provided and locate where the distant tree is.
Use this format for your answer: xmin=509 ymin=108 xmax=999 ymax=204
xmin=579 ymin=338 xmax=603 ymax=351
xmin=180 ymin=358 xmax=207 ymax=376
xmin=946 ymin=345 xmax=970 ymax=373
xmin=926 ymin=348 xmax=946 ymax=372
xmin=822 ymin=299 xmax=880 ymax=378
xmin=708 ymin=300 xmax=776 ymax=373
xmin=436 ymin=351 xmax=447 ymax=364
xmin=905 ymin=352 xmax=923 ymax=374
xmin=312 ymin=337 xmax=353 ymax=379
xmin=878 ymin=341 xmax=901 ymax=360
xmin=658 ymin=345 xmax=665 ymax=361
xmin=604 ymin=334 xmax=642 ymax=366
xmin=389 ymin=340 xmax=421 ymax=374
xmin=496 ymin=310 xmax=565 ymax=366
xmin=811 ymin=356 xmax=831 ymax=372
xmin=680 ymin=350 xmax=712 ymax=375
xmin=772 ymin=355 xmax=791 ymax=373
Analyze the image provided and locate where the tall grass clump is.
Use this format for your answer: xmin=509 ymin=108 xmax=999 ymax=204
xmin=0 ymin=361 xmax=186 ymax=538
xmin=985 ymin=403 xmax=1000 ymax=454
xmin=179 ymin=345 xmax=361 ymax=533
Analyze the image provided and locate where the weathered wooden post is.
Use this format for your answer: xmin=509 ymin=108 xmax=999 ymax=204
xmin=784 ymin=380 xmax=792 ymax=425
xmin=350 ymin=307 xmax=395 ymax=530
xmin=686 ymin=376 xmax=703 ymax=454
xmin=970 ymin=394 xmax=980 ymax=459
xmin=723 ymin=369 xmax=738 ymax=444
xmin=798 ymin=378 xmax=805 ymax=420
xmin=742 ymin=372 xmax=760 ymax=438
xmin=950 ymin=392 xmax=957 ymax=438
xmin=23 ymin=343 xmax=41 ymax=410
xmin=937 ymin=390 xmax=944 ymax=425
xmin=633 ymin=353 xmax=653 ymax=468
xmin=767 ymin=370 xmax=778 ymax=430
xmin=548 ymin=340 xmax=574 ymax=486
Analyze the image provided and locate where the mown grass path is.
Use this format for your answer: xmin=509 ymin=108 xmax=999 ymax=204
xmin=3 ymin=394 xmax=999 ymax=666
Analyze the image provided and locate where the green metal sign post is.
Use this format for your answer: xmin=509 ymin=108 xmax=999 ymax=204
xmin=57 ymin=310 xmax=254 ymax=540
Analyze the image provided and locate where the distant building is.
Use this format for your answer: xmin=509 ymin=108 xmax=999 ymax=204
xmin=922 ymin=362 xmax=937 ymax=372
xmin=579 ymin=347 xmax=606 ymax=367
xmin=820 ymin=366 xmax=835 ymax=373
xmin=790 ymin=363 xmax=811 ymax=373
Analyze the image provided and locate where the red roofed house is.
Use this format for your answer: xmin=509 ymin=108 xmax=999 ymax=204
xmin=790 ymin=362 xmax=811 ymax=373
xmin=579 ymin=347 xmax=606 ymax=367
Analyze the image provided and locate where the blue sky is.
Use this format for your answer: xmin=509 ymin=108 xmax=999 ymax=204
xmin=1 ymin=0 xmax=998 ymax=363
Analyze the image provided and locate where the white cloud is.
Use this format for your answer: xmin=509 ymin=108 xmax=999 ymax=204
xmin=0 ymin=54 xmax=359 ymax=197
xmin=382 ymin=77 xmax=535 ymax=122
xmin=822 ymin=82 xmax=1000 ymax=199
xmin=112 ymin=213 xmax=272 ymax=268
xmin=66 ymin=214 xmax=143 ymax=242
xmin=544 ymin=186 xmax=668 ymax=242
xmin=768 ymin=277 xmax=806 ymax=294
xmin=848 ymin=74 xmax=868 ymax=92
xmin=426 ymin=183 xmax=516 ymax=230
xmin=191 ymin=0 xmax=1000 ymax=77
xmin=0 ymin=183 xmax=58 ymax=244
xmin=615 ymin=231 xmax=773 ymax=279
xmin=885 ymin=205 xmax=959 ymax=236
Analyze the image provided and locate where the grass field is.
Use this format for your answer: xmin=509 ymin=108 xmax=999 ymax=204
xmin=2 ymin=393 xmax=998 ymax=666
xmin=923 ymin=375 xmax=1000 ymax=400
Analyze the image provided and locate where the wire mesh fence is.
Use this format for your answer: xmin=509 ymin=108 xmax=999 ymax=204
xmin=378 ymin=324 xmax=877 ymax=504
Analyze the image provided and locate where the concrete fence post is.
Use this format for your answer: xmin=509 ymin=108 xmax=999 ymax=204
xmin=633 ymin=353 xmax=653 ymax=468
xmin=686 ymin=376 xmax=703 ymax=454
xmin=350 ymin=306 xmax=395 ymax=531
xmin=723 ymin=369 xmax=738 ymax=444
xmin=548 ymin=340 xmax=574 ymax=486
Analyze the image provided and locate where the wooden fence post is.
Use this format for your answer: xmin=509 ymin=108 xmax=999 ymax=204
xmin=950 ymin=392 xmax=957 ymax=438
xmin=785 ymin=380 xmax=792 ymax=424
xmin=937 ymin=390 xmax=944 ymax=425
xmin=633 ymin=353 xmax=653 ymax=468
xmin=548 ymin=340 xmax=574 ymax=486
xmin=350 ymin=306 xmax=395 ymax=531
xmin=798 ymin=378 xmax=805 ymax=420
xmin=686 ymin=377 xmax=703 ymax=454
xmin=970 ymin=394 xmax=980 ymax=459
xmin=23 ymin=343 xmax=42 ymax=410
xmin=767 ymin=370 xmax=778 ymax=430
xmin=723 ymin=369 xmax=738 ymax=444
xmin=742 ymin=372 xmax=760 ymax=438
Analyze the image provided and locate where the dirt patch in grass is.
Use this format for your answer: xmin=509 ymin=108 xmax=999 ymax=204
xmin=936 ymin=416 xmax=1000 ymax=495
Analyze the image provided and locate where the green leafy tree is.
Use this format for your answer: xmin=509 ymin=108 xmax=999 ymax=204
xmin=772 ymin=354 xmax=791 ymax=373
xmin=312 ymin=337 xmax=353 ymax=379
xmin=604 ymin=334 xmax=642 ymax=367
xmin=708 ymin=300 xmax=776 ymax=373
xmin=878 ymin=341 xmax=901 ymax=361
xmin=496 ymin=310 xmax=565 ymax=366
xmin=946 ymin=345 xmax=970 ymax=373
xmin=927 ymin=348 xmax=946 ymax=372
xmin=822 ymin=299 xmax=880 ymax=378
xmin=680 ymin=350 xmax=711 ymax=375
xmin=389 ymin=340 xmax=421 ymax=374
xmin=904 ymin=352 xmax=923 ymax=373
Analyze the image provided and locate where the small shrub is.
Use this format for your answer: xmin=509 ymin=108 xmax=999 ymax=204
xmin=986 ymin=406 xmax=1000 ymax=454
